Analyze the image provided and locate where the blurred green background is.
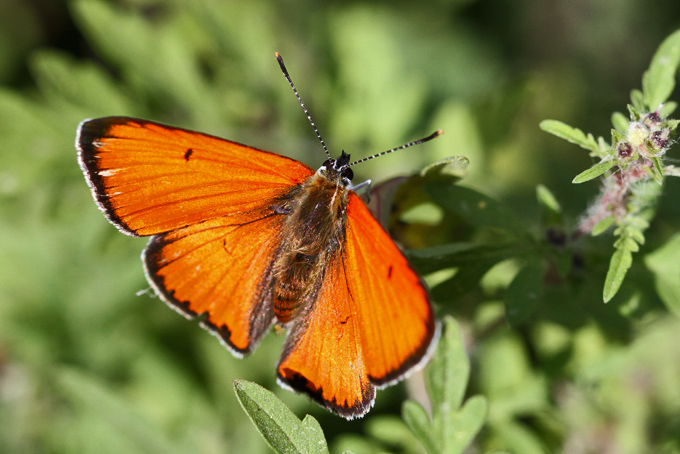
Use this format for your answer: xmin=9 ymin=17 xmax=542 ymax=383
xmin=1 ymin=0 xmax=680 ymax=453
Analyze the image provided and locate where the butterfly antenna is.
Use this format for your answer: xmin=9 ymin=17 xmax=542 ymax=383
xmin=348 ymin=130 xmax=443 ymax=167
xmin=276 ymin=52 xmax=332 ymax=160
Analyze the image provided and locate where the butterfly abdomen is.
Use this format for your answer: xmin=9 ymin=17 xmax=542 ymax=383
xmin=272 ymin=171 xmax=349 ymax=324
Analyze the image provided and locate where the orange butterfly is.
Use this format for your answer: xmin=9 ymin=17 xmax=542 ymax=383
xmin=76 ymin=53 xmax=439 ymax=419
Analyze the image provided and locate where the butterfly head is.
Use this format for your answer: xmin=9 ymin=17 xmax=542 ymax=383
xmin=320 ymin=150 xmax=354 ymax=185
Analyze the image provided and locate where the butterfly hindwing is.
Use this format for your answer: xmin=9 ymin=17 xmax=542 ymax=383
xmin=276 ymin=245 xmax=375 ymax=418
xmin=144 ymin=212 xmax=285 ymax=355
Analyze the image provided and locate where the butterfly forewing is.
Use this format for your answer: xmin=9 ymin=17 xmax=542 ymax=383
xmin=77 ymin=117 xmax=314 ymax=236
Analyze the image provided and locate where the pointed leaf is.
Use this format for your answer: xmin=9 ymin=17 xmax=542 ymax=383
xmin=651 ymin=156 xmax=665 ymax=183
xmin=403 ymin=401 xmax=438 ymax=454
xmin=366 ymin=417 xmax=420 ymax=451
xmin=420 ymin=155 xmax=470 ymax=182
xmin=642 ymin=29 xmax=680 ymax=110
xmin=591 ymin=216 xmax=616 ymax=236
xmin=603 ymin=248 xmax=633 ymax=303
xmin=301 ymin=416 xmax=330 ymax=454
xmin=535 ymin=184 xmax=561 ymax=216
xmin=444 ymin=395 xmax=488 ymax=454
xmin=539 ymin=120 xmax=599 ymax=152
xmin=611 ymin=111 xmax=629 ymax=133
xmin=572 ymin=159 xmax=617 ymax=184
xmin=630 ymin=90 xmax=645 ymax=113
xmin=233 ymin=380 xmax=329 ymax=454
xmin=426 ymin=317 xmax=469 ymax=415
xmin=661 ymin=101 xmax=677 ymax=117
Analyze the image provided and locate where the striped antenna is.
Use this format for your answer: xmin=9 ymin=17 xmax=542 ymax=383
xmin=276 ymin=52 xmax=332 ymax=160
xmin=348 ymin=130 xmax=443 ymax=167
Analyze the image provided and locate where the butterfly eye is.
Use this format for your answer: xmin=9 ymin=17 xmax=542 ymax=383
xmin=342 ymin=167 xmax=354 ymax=181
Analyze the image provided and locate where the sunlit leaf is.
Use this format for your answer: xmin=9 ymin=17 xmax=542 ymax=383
xmin=402 ymin=401 xmax=437 ymax=454
xmin=603 ymin=248 xmax=633 ymax=303
xmin=642 ymin=29 xmax=680 ymax=110
xmin=233 ymin=380 xmax=329 ymax=454
xmin=572 ymin=159 xmax=617 ymax=184
xmin=539 ymin=120 xmax=599 ymax=152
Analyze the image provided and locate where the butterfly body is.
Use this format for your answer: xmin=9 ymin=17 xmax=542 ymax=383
xmin=271 ymin=158 xmax=352 ymax=324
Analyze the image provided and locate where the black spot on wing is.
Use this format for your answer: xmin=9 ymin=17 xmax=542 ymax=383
xmin=184 ymin=148 xmax=193 ymax=161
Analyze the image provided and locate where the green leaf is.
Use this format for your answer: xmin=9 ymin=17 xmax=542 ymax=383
xmin=661 ymin=101 xmax=677 ymax=117
xmin=650 ymin=156 xmax=665 ymax=183
xmin=425 ymin=183 xmax=528 ymax=234
xmin=627 ymin=227 xmax=646 ymax=245
xmin=490 ymin=421 xmax=546 ymax=454
xmin=611 ymin=128 xmax=626 ymax=145
xmin=505 ymin=259 xmax=544 ymax=326
xmin=445 ymin=396 xmax=488 ymax=454
xmin=603 ymin=248 xmax=633 ymax=303
xmin=572 ymin=159 xmax=617 ymax=184
xmin=420 ymin=155 xmax=470 ymax=182
xmin=426 ymin=317 xmax=469 ymax=414
xmin=642 ymin=29 xmax=680 ymax=110
xmin=644 ymin=233 xmax=680 ymax=317
xmin=630 ymin=90 xmax=645 ymax=113
xmin=421 ymin=317 xmax=488 ymax=454
xmin=300 ymin=416 xmax=330 ymax=454
xmin=591 ymin=216 xmax=616 ymax=236
xmin=402 ymin=401 xmax=438 ymax=454
xmin=233 ymin=380 xmax=329 ymax=454
xmin=366 ymin=417 xmax=420 ymax=451
xmin=535 ymin=184 xmax=562 ymax=224
xmin=611 ymin=111 xmax=629 ymax=133
xmin=539 ymin=120 xmax=599 ymax=152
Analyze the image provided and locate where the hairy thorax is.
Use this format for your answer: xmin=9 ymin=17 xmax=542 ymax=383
xmin=271 ymin=171 xmax=350 ymax=324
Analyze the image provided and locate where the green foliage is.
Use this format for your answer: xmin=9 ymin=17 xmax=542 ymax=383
xmin=233 ymin=318 xmax=486 ymax=454
xmin=233 ymin=380 xmax=330 ymax=454
xmin=541 ymin=29 xmax=680 ymax=303
xmin=404 ymin=317 xmax=487 ymax=454
xmin=2 ymin=1 xmax=680 ymax=454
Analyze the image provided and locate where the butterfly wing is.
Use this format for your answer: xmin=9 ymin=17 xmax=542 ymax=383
xmin=77 ymin=117 xmax=316 ymax=355
xmin=276 ymin=192 xmax=436 ymax=418
xmin=77 ymin=117 xmax=314 ymax=236
xmin=144 ymin=214 xmax=283 ymax=355
xmin=344 ymin=194 xmax=436 ymax=384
